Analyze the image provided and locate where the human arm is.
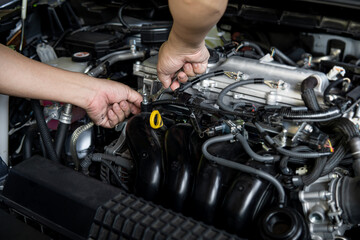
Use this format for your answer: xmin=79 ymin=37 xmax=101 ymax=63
xmin=157 ymin=0 xmax=228 ymax=89
xmin=0 ymin=44 xmax=142 ymax=128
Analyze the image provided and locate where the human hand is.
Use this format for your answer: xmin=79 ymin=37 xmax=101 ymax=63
xmin=157 ymin=38 xmax=209 ymax=90
xmin=84 ymin=79 xmax=142 ymax=128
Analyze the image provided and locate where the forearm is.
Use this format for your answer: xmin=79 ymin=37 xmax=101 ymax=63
xmin=0 ymin=44 xmax=96 ymax=109
xmin=168 ymin=0 xmax=228 ymax=49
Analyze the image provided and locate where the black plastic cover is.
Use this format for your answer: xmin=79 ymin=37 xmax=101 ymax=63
xmin=65 ymin=31 xmax=122 ymax=58
xmin=141 ymin=24 xmax=171 ymax=44
xmin=2 ymin=155 xmax=121 ymax=240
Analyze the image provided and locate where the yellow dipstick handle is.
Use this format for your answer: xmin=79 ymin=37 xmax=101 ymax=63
xmin=150 ymin=110 xmax=163 ymax=129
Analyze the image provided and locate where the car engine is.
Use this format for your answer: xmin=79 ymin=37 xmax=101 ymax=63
xmin=1 ymin=0 xmax=360 ymax=240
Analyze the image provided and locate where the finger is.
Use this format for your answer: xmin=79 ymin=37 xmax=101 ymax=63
xmin=113 ymin=102 xmax=129 ymax=119
xmin=129 ymin=102 xmax=141 ymax=114
xmin=125 ymin=86 xmax=143 ymax=108
xmin=177 ymin=71 xmax=188 ymax=83
xmin=157 ymin=72 xmax=172 ymax=88
xmin=170 ymin=80 xmax=180 ymax=91
xmin=119 ymin=101 xmax=131 ymax=117
xmin=183 ymin=63 xmax=196 ymax=77
xmin=107 ymin=109 xmax=120 ymax=128
xmin=193 ymin=62 xmax=207 ymax=74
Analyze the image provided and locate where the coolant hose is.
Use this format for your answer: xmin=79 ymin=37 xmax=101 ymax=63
xmin=70 ymin=122 xmax=94 ymax=170
xmin=235 ymin=133 xmax=276 ymax=162
xmin=254 ymin=122 xmax=332 ymax=159
xmin=23 ymin=124 xmax=37 ymax=160
xmin=54 ymin=122 xmax=68 ymax=158
xmin=55 ymin=104 xmax=72 ymax=158
xmin=30 ymin=99 xmax=59 ymax=162
xmin=88 ymin=51 xmax=145 ymax=78
xmin=202 ymin=134 xmax=286 ymax=205
xmin=217 ymin=79 xmax=264 ymax=112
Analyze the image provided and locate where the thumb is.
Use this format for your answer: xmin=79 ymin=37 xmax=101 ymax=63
xmin=158 ymin=72 xmax=172 ymax=88
xmin=125 ymin=86 xmax=143 ymax=107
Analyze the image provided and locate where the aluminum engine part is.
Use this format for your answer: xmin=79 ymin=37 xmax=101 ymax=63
xmin=299 ymin=171 xmax=352 ymax=240
xmin=134 ymin=55 xmax=330 ymax=106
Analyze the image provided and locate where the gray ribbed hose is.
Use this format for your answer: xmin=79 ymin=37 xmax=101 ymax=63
xmin=70 ymin=122 xmax=94 ymax=170
xmin=202 ymin=134 xmax=286 ymax=205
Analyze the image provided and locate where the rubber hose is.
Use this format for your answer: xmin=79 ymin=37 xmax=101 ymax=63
xmin=301 ymin=76 xmax=318 ymax=92
xmin=23 ymin=124 xmax=37 ymax=159
xmin=279 ymin=146 xmax=312 ymax=175
xmin=280 ymin=156 xmax=291 ymax=175
xmin=70 ymin=122 xmax=94 ymax=170
xmin=39 ymin=136 xmax=47 ymax=159
xmin=202 ymin=134 xmax=286 ymax=205
xmin=235 ymin=133 xmax=276 ymax=162
xmin=302 ymin=90 xmax=321 ymax=111
xmin=271 ymin=47 xmax=297 ymax=66
xmin=300 ymin=76 xmax=322 ymax=112
xmin=276 ymin=144 xmax=331 ymax=158
xmin=323 ymin=78 xmax=345 ymax=105
xmin=243 ymin=41 xmax=265 ymax=56
xmin=217 ymin=79 xmax=264 ymax=112
xmin=302 ymin=156 xmax=327 ymax=186
xmin=54 ymin=122 xmax=69 ymax=158
xmin=30 ymin=99 xmax=59 ymax=162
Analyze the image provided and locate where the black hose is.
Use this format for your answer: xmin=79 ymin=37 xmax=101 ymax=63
xmin=302 ymin=90 xmax=321 ymax=111
xmin=302 ymin=156 xmax=327 ymax=186
xmin=301 ymin=76 xmax=321 ymax=112
xmin=23 ymin=124 xmax=37 ymax=160
xmin=118 ymin=3 xmax=130 ymax=29
xmin=54 ymin=122 xmax=68 ymax=158
xmin=271 ymin=47 xmax=297 ymax=66
xmin=301 ymin=76 xmax=318 ymax=92
xmin=279 ymin=146 xmax=312 ymax=175
xmin=217 ymin=78 xmax=264 ymax=112
xmin=323 ymin=78 xmax=345 ymax=105
xmin=202 ymin=134 xmax=286 ymax=205
xmin=235 ymin=133 xmax=276 ymax=162
xmin=243 ymin=42 xmax=265 ymax=56
xmin=30 ymin=100 xmax=59 ymax=162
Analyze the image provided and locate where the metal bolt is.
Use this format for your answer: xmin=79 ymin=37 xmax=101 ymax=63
xmin=304 ymin=124 xmax=313 ymax=133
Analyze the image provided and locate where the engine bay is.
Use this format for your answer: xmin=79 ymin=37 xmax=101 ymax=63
xmin=2 ymin=0 xmax=360 ymax=239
